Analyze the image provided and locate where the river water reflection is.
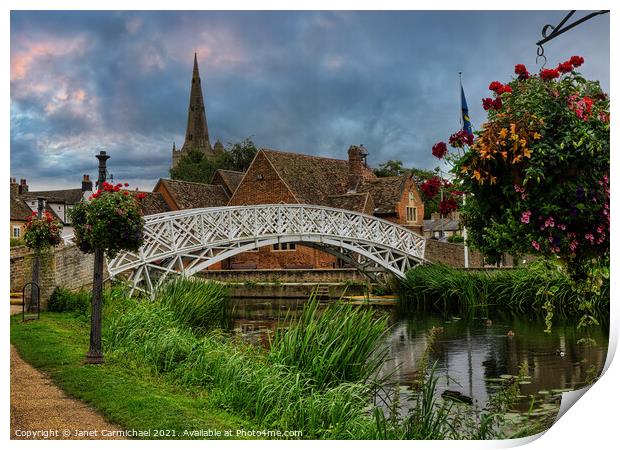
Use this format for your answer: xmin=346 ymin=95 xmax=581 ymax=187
xmin=231 ymin=298 xmax=609 ymax=411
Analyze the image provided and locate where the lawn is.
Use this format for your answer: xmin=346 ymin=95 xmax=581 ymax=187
xmin=10 ymin=313 xmax=259 ymax=439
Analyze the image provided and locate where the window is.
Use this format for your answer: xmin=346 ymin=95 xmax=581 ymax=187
xmin=272 ymin=243 xmax=296 ymax=251
xmin=408 ymin=192 xmax=415 ymax=203
xmin=12 ymin=226 xmax=20 ymax=238
xmin=406 ymin=206 xmax=417 ymax=223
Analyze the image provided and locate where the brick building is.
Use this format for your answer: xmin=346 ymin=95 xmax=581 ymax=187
xmin=224 ymin=145 xmax=425 ymax=269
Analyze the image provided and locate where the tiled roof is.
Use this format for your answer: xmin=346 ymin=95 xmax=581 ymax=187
xmin=23 ymin=188 xmax=84 ymax=204
xmin=157 ymin=178 xmax=230 ymax=210
xmin=211 ymin=169 xmax=244 ymax=196
xmin=261 ymin=149 xmax=374 ymax=206
xmin=357 ymin=176 xmax=407 ymax=214
xmin=135 ymin=192 xmax=170 ymax=216
xmin=327 ymin=192 xmax=373 ymax=214
xmin=10 ymin=195 xmax=33 ymax=221
xmin=424 ymin=217 xmax=461 ymax=232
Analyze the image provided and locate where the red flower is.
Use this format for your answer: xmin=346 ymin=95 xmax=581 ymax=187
xmin=489 ymin=81 xmax=504 ymax=92
xmin=492 ymin=97 xmax=503 ymax=110
xmin=557 ymin=61 xmax=573 ymax=74
xmin=569 ymin=56 xmax=584 ymax=67
xmin=540 ymin=68 xmax=560 ymax=81
xmin=420 ymin=177 xmax=442 ymax=199
xmin=439 ymin=198 xmax=458 ymax=216
xmin=514 ymin=63 xmax=529 ymax=80
xmin=482 ymin=97 xmax=494 ymax=110
xmin=124 ymin=182 xmax=129 ymax=187
xmin=123 ymin=191 xmax=129 ymax=196
xmin=432 ymin=141 xmax=448 ymax=159
xmin=499 ymin=85 xmax=512 ymax=94
xmin=136 ymin=193 xmax=147 ymax=200
xmin=448 ymin=130 xmax=474 ymax=148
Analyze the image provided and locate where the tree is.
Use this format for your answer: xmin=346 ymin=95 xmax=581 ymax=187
xmin=374 ymin=160 xmax=407 ymax=177
xmin=170 ymin=138 xmax=258 ymax=184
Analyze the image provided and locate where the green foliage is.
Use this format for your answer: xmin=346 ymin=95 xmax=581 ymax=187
xmin=170 ymin=137 xmax=257 ymax=184
xmin=47 ymin=286 xmax=90 ymax=314
xmin=400 ymin=262 xmax=609 ymax=316
xmin=373 ymin=160 xmax=408 ymax=177
xmin=69 ymin=182 xmax=145 ymax=257
xmin=23 ymin=211 xmax=62 ymax=250
xmin=447 ymin=235 xmax=464 ymax=243
xmin=269 ymin=297 xmax=389 ymax=389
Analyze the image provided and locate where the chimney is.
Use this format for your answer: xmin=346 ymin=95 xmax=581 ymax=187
xmin=10 ymin=177 xmax=19 ymax=196
xmin=18 ymin=178 xmax=28 ymax=194
xmin=347 ymin=145 xmax=369 ymax=192
xmin=82 ymin=174 xmax=93 ymax=192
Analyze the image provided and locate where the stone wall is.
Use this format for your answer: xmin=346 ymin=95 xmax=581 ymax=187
xmin=10 ymin=244 xmax=100 ymax=309
xmin=424 ymin=239 xmax=485 ymax=268
xmin=199 ymin=268 xmax=366 ymax=283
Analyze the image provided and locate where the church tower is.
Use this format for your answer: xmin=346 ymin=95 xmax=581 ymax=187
xmin=172 ymin=53 xmax=214 ymax=168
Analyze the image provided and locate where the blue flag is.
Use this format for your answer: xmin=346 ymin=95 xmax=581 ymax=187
xmin=461 ymin=84 xmax=473 ymax=134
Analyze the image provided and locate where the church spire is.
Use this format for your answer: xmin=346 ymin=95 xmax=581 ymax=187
xmin=180 ymin=52 xmax=212 ymax=154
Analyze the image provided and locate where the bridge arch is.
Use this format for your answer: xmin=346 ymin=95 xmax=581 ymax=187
xmin=103 ymin=204 xmax=427 ymax=296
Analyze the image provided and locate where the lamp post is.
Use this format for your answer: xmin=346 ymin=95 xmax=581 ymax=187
xmin=29 ymin=197 xmax=45 ymax=312
xmin=85 ymin=151 xmax=109 ymax=364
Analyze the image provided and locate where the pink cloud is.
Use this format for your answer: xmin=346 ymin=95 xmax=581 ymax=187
xmin=11 ymin=34 xmax=90 ymax=81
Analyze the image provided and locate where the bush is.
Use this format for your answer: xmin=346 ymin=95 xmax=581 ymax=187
xmin=47 ymin=287 xmax=90 ymax=314
xmin=447 ymin=235 xmax=464 ymax=243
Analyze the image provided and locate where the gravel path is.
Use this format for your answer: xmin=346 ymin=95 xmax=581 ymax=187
xmin=10 ymin=345 xmax=125 ymax=440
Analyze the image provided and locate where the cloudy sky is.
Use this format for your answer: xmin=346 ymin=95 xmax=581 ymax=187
xmin=10 ymin=10 xmax=610 ymax=191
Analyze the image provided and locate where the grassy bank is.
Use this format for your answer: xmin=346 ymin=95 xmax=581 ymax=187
xmin=10 ymin=313 xmax=258 ymax=439
xmin=400 ymin=263 xmax=609 ymax=315
xmin=12 ymin=279 xmax=553 ymax=439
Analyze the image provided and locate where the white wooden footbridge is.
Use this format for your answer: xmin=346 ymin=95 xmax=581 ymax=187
xmin=70 ymin=204 xmax=428 ymax=296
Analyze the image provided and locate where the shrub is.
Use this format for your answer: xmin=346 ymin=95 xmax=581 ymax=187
xmin=48 ymin=286 xmax=90 ymax=314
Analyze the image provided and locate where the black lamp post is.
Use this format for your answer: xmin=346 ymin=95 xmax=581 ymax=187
xmin=29 ymin=197 xmax=45 ymax=313
xmin=85 ymin=151 xmax=110 ymax=364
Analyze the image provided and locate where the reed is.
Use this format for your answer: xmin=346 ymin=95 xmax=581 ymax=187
xmin=400 ymin=263 xmax=609 ymax=315
xmin=156 ymin=277 xmax=232 ymax=331
xmin=269 ymin=296 xmax=390 ymax=389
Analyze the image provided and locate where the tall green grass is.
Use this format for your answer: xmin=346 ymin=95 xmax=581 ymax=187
xmin=103 ymin=280 xmax=388 ymax=438
xmin=269 ymin=297 xmax=389 ymax=389
xmin=400 ymin=263 xmax=609 ymax=315
xmin=156 ymin=278 xmax=232 ymax=331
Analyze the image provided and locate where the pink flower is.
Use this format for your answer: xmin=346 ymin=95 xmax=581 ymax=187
xmin=569 ymin=240 xmax=578 ymax=251
xmin=558 ymin=224 xmax=566 ymax=231
xmin=544 ymin=217 xmax=555 ymax=228
xmin=585 ymin=233 xmax=595 ymax=243
xmin=520 ymin=211 xmax=531 ymax=224
xmin=531 ymin=240 xmax=540 ymax=251
xmin=513 ymin=184 xmax=525 ymax=193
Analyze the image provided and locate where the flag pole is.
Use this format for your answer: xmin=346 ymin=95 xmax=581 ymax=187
xmin=459 ymin=72 xmax=470 ymax=269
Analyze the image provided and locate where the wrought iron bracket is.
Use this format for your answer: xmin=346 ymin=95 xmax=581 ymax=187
xmin=536 ymin=10 xmax=609 ymax=65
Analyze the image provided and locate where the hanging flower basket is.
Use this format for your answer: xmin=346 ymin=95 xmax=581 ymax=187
xmin=69 ymin=182 xmax=146 ymax=258
xmin=23 ymin=210 xmax=63 ymax=250
xmin=438 ymin=56 xmax=609 ymax=278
